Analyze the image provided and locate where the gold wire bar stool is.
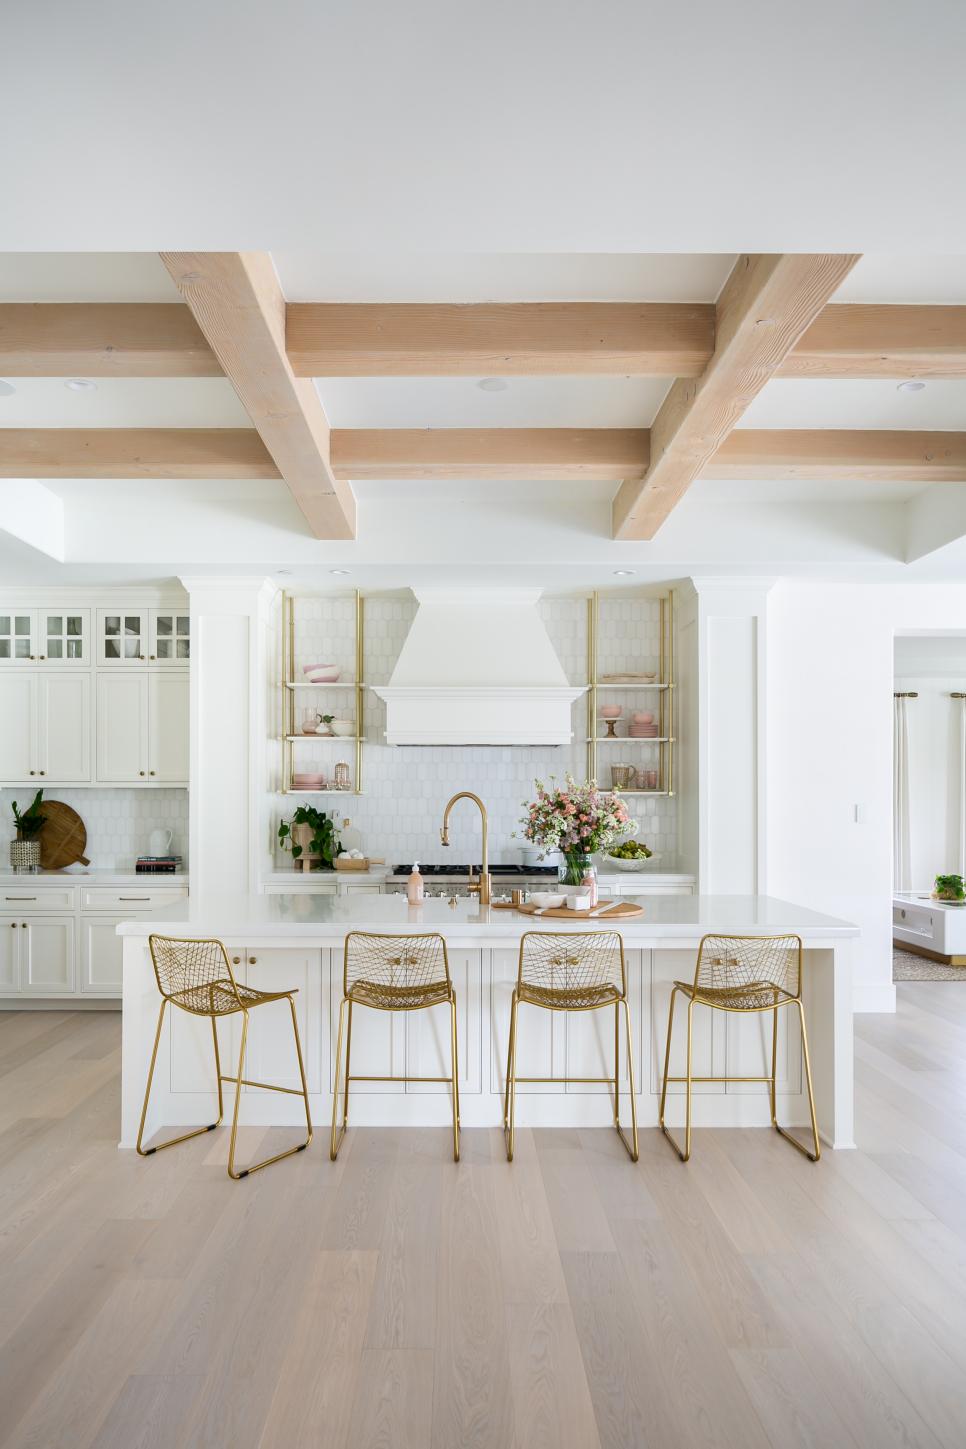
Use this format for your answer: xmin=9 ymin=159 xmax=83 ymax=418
xmin=504 ymin=930 xmax=638 ymax=1162
xmin=136 ymin=933 xmax=312 ymax=1180
xmin=331 ymin=931 xmax=460 ymax=1162
xmin=659 ymin=932 xmax=821 ymax=1164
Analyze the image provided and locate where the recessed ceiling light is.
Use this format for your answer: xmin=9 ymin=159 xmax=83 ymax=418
xmin=330 ymin=568 xmax=350 ymax=576
xmin=0 ymin=379 xmax=15 ymax=397
xmin=477 ymin=377 xmax=508 ymax=392
xmin=276 ymin=568 xmax=293 ymax=576
xmin=65 ymin=378 xmax=96 ymax=391
xmin=613 ymin=569 xmax=637 ymax=577
xmin=897 ymin=380 xmax=926 ymax=393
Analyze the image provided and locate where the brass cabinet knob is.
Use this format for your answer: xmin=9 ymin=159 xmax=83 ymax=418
xmin=149 ymin=654 xmax=156 ymax=661
xmin=39 ymin=654 xmax=46 ymax=661
xmin=21 ymin=922 xmax=27 ymax=928
xmin=38 ymin=771 xmax=45 ymax=776
xmin=139 ymin=771 xmax=146 ymax=777
xmin=248 ymin=956 xmax=257 ymax=965
xmin=149 ymin=770 xmax=156 ymax=776
xmin=232 ymin=956 xmax=241 ymax=965
xmin=29 ymin=770 xmax=35 ymax=776
xmin=9 ymin=922 xmax=15 ymax=928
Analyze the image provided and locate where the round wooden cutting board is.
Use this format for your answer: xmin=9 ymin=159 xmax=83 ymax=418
xmin=38 ymin=801 xmax=90 ymax=869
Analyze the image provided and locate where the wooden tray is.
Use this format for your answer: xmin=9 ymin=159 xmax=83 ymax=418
xmin=335 ymin=857 xmax=370 ymax=871
xmin=38 ymin=801 xmax=90 ymax=869
xmin=516 ymin=899 xmax=644 ymax=920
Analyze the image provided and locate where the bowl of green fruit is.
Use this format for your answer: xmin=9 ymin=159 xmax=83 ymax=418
xmin=606 ymin=840 xmax=655 ymax=871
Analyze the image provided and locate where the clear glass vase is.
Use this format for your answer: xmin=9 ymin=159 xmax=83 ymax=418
xmin=559 ymin=851 xmax=594 ymax=888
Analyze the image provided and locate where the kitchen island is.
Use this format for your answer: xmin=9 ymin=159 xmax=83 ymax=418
xmin=119 ymin=893 xmax=857 ymax=1150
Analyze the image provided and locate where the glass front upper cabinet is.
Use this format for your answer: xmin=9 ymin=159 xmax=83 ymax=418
xmin=150 ymin=610 xmax=190 ymax=664
xmin=42 ymin=611 xmax=89 ymax=664
xmin=0 ymin=609 xmax=89 ymax=665
xmin=0 ymin=613 xmax=37 ymax=664
xmin=96 ymin=608 xmax=189 ymax=665
xmin=97 ymin=609 xmax=148 ymax=664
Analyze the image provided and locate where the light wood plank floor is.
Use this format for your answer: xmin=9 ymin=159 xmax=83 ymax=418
xmin=3 ymin=986 xmax=966 ymax=1448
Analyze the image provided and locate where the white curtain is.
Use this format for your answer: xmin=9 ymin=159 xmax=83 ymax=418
xmin=893 ymin=695 xmax=911 ymax=891
xmin=958 ymin=696 xmax=966 ymax=878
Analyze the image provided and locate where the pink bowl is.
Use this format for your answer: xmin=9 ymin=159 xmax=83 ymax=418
xmin=302 ymin=664 xmax=340 ymax=683
xmin=600 ymin=705 xmax=622 ymax=720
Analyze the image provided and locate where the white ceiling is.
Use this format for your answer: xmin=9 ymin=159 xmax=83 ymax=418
xmin=277 ymin=254 xmax=735 ymax=303
xmin=316 ymin=376 xmax=672 ymax=429
xmin=0 ymin=378 xmax=251 ymax=428
xmin=3 ymin=3 xmax=965 ymax=253
xmin=738 ymin=379 xmax=966 ymax=431
xmin=0 ymin=253 xmax=179 ymax=302
xmin=835 ymin=257 xmax=966 ymax=305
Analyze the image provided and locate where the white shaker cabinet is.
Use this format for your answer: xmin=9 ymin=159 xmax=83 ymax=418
xmin=0 ymin=672 xmax=91 ymax=784
xmin=96 ymin=672 xmax=188 ymax=784
xmin=0 ymin=917 xmax=75 ymax=995
xmin=97 ymin=608 xmax=190 ymax=666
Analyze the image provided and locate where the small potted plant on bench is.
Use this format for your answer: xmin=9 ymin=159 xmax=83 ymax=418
xmin=278 ymin=805 xmax=343 ymax=872
xmin=933 ymin=873 xmax=966 ymax=905
xmin=10 ymin=789 xmax=46 ymax=872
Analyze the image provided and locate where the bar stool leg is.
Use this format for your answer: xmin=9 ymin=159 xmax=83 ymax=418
xmin=449 ymin=993 xmax=461 ymax=1163
xmin=330 ymin=997 xmax=349 ymax=1160
xmin=618 ymin=996 xmax=639 ymax=1162
xmin=503 ymin=990 xmax=519 ymax=1161
xmin=773 ymin=999 xmax=822 ymax=1162
xmin=137 ymin=998 xmax=222 ymax=1156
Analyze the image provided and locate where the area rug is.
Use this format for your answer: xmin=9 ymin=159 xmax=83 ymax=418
xmin=893 ymin=946 xmax=966 ymax=982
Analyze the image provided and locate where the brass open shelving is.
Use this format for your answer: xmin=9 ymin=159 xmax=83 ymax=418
xmin=586 ymin=590 xmax=675 ymax=798
xmin=280 ymin=590 xmax=366 ymax=796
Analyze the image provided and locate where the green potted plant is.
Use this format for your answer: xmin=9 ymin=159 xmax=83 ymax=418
xmin=278 ymin=806 xmax=343 ymax=871
xmin=10 ymin=789 xmax=46 ymax=872
xmin=933 ymin=873 xmax=966 ymax=905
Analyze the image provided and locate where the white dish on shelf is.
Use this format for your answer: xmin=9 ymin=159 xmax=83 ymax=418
xmin=329 ymin=719 xmax=355 ymax=737
xmin=303 ymin=664 xmax=341 ymax=683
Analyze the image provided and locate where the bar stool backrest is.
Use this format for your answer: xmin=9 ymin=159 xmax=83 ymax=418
xmin=148 ymin=933 xmax=242 ymax=1013
xmin=518 ymin=930 xmax=626 ymax=996
xmin=692 ymin=933 xmax=802 ymax=999
xmin=343 ymin=931 xmax=451 ymax=995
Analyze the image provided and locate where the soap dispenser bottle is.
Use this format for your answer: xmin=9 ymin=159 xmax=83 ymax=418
xmin=407 ymin=861 xmax=424 ymax=905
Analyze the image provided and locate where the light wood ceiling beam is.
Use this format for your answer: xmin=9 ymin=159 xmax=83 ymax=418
xmin=612 ymin=254 xmax=861 ymax=539
xmin=161 ymin=253 xmax=355 ymax=538
xmin=0 ymin=429 xmax=279 ymax=478
xmin=780 ymin=304 xmax=966 ymax=378
xmin=330 ymin=428 xmax=650 ymax=481
xmin=0 ymin=304 xmax=220 ymax=376
xmin=707 ymin=430 xmax=966 ymax=482
xmin=287 ymin=302 xmax=715 ymax=377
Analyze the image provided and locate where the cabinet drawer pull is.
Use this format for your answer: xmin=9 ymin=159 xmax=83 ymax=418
xmin=5 ymin=896 xmax=37 ymax=901
xmin=119 ymin=896 xmax=150 ymax=901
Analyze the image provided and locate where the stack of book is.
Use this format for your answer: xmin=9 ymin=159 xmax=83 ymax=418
xmin=135 ymin=855 xmax=184 ymax=875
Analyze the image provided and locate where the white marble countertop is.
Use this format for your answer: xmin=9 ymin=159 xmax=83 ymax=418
xmin=262 ymin=867 xmax=696 ymax=888
xmin=118 ymin=891 xmax=856 ymax=942
xmin=0 ymin=869 xmax=189 ymax=886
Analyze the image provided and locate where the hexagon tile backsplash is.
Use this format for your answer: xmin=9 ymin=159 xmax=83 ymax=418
xmin=0 ymin=789 xmax=188 ymax=870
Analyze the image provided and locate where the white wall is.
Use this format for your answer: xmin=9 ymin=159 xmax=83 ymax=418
xmin=767 ymin=582 xmax=966 ymax=1013
xmin=0 ymin=787 xmax=187 ymax=869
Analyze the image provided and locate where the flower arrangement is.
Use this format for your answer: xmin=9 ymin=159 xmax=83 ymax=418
xmin=518 ymin=774 xmax=630 ymax=885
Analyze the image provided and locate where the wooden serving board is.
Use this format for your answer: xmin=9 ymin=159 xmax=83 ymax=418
xmin=38 ymin=801 xmax=90 ymax=869
xmin=517 ymin=899 xmax=644 ymax=920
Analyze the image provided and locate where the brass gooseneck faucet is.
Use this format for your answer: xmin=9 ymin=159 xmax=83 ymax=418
xmin=440 ymin=791 xmax=491 ymax=906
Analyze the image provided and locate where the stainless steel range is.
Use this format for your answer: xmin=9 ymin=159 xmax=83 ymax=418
xmin=387 ymin=862 xmax=558 ymax=897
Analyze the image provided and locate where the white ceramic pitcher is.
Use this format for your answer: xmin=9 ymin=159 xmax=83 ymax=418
xmin=149 ymin=828 xmax=173 ymax=856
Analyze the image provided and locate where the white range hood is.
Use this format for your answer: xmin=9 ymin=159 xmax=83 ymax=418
xmin=373 ymin=588 xmax=586 ymax=745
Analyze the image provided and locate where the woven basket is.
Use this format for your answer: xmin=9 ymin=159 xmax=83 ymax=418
xmin=10 ymin=839 xmax=41 ymax=872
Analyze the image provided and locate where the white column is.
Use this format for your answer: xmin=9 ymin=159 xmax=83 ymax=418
xmin=692 ymin=578 xmax=773 ymax=895
xmin=180 ymin=576 xmax=275 ymax=896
